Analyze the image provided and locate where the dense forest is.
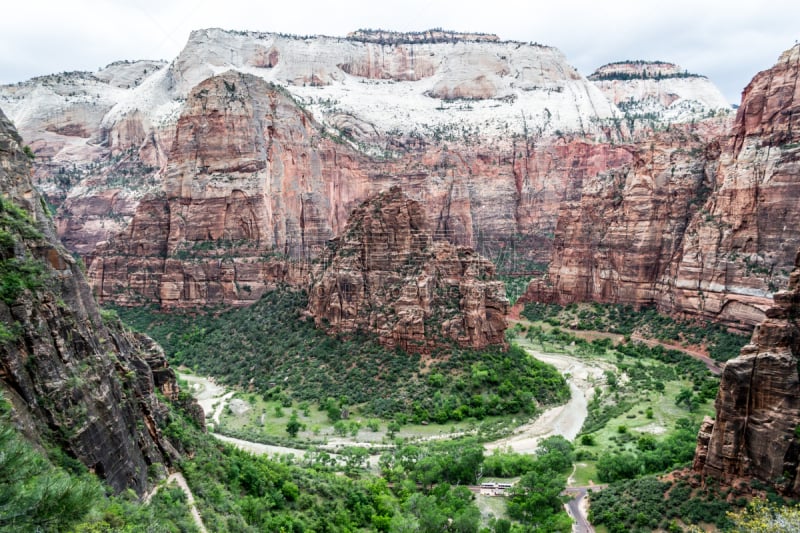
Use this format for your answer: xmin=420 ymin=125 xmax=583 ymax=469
xmin=114 ymin=288 xmax=569 ymax=424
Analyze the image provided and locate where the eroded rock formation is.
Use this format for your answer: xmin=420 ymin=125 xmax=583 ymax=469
xmin=6 ymin=30 xmax=799 ymax=334
xmin=86 ymin=68 xmax=638 ymax=309
xmin=524 ymin=44 xmax=800 ymax=331
xmin=693 ymin=249 xmax=800 ymax=495
xmin=524 ymin=126 xmax=717 ymax=309
xmin=0 ymin=107 xmax=202 ymax=495
xmin=307 ymin=187 xmax=508 ymax=352
xmin=667 ymin=43 xmax=800 ymax=328
xmin=589 ymin=61 xmax=730 ymax=133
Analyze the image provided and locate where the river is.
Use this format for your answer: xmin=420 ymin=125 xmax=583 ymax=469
xmin=178 ymin=344 xmax=607 ymax=458
xmin=179 ymin=346 xmax=604 ymax=531
xmin=484 ymin=348 xmax=610 ymax=454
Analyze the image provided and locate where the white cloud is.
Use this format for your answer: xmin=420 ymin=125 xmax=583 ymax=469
xmin=2 ymin=0 xmax=798 ymax=103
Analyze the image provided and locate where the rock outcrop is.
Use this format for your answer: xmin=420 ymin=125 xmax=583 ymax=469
xmin=667 ymin=44 xmax=800 ymax=328
xmin=0 ymin=107 xmax=201 ymax=495
xmin=0 ymin=28 xmax=634 ymax=262
xmin=523 ymin=125 xmax=718 ymax=308
xmin=692 ymin=249 xmax=800 ymax=495
xmin=86 ymin=68 xmax=638 ymax=309
xmin=88 ymin=71 xmax=343 ymax=308
xmin=346 ymin=29 xmax=501 ymax=44
xmin=589 ymin=60 xmax=730 ymax=134
xmin=307 ymin=187 xmax=508 ymax=353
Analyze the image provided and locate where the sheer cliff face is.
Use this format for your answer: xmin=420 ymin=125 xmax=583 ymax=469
xmin=693 ymin=250 xmax=800 ymax=495
xmin=87 ymin=69 xmax=635 ymax=309
xmin=0 ymin=28 xmax=723 ymax=270
xmin=0 ymin=108 xmax=200 ymax=495
xmin=7 ymin=30 xmax=798 ymax=333
xmin=88 ymin=71 xmax=354 ymax=307
xmin=526 ymin=45 xmax=800 ymax=331
xmin=668 ymin=44 xmax=800 ymax=328
xmin=524 ymin=126 xmax=717 ymax=309
xmin=307 ymin=187 xmax=508 ymax=353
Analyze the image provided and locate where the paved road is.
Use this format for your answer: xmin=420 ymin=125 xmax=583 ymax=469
xmin=563 ymin=485 xmax=608 ymax=533
xmin=564 ymin=487 xmax=593 ymax=533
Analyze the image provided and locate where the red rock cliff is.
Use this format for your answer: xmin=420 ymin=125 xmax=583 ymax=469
xmin=0 ymin=107 xmax=202 ymax=496
xmin=524 ymin=126 xmax=718 ymax=309
xmin=525 ymin=44 xmax=800 ymax=331
xmin=307 ymin=187 xmax=508 ymax=353
xmin=667 ymin=44 xmax=800 ymax=328
xmin=693 ymin=249 xmax=800 ymax=495
xmin=88 ymin=70 xmax=633 ymax=309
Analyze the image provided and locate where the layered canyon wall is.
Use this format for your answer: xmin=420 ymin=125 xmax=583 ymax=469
xmin=307 ymin=187 xmax=507 ymax=353
xmin=525 ymin=44 xmax=800 ymax=330
xmin=85 ymin=67 xmax=639 ymax=309
xmin=5 ymin=30 xmax=798 ymax=332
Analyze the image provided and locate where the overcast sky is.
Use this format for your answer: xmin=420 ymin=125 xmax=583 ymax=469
xmin=2 ymin=0 xmax=798 ymax=104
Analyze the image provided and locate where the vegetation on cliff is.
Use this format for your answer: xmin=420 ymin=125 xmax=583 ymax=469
xmin=0 ymin=195 xmax=45 ymax=339
xmin=0 ymin=396 xmax=199 ymax=532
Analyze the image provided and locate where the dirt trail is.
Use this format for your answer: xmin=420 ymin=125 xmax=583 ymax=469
xmin=630 ymin=333 xmax=723 ymax=375
xmin=212 ymin=433 xmax=308 ymax=457
xmin=145 ymin=472 xmax=208 ymax=533
xmin=179 ymin=372 xmax=235 ymax=425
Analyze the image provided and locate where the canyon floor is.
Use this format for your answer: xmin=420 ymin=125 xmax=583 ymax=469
xmin=179 ymin=343 xmax=604 ymax=530
xmin=178 ymin=341 xmax=600 ymax=459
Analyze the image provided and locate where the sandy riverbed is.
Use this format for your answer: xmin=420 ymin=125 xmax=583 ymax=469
xmin=484 ymin=349 xmax=610 ymax=454
xmin=179 ymin=346 xmax=610 ymax=457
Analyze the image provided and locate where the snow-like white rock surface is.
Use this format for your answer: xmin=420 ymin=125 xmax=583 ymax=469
xmin=156 ymin=28 xmax=620 ymax=139
xmin=0 ymin=29 xmax=733 ymax=156
xmin=589 ymin=61 xmax=732 ymax=125
xmin=95 ymin=60 xmax=167 ymax=89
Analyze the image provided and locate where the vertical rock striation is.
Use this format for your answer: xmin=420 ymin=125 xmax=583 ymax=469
xmin=525 ymin=44 xmax=800 ymax=331
xmin=87 ymin=70 xmax=634 ymax=310
xmin=307 ymin=187 xmax=508 ymax=353
xmin=668 ymin=44 xmax=800 ymax=328
xmin=8 ymin=30 xmax=797 ymax=333
xmin=693 ymin=249 xmax=800 ymax=495
xmin=0 ymin=107 xmax=201 ymax=495
xmin=524 ymin=126 xmax=718 ymax=309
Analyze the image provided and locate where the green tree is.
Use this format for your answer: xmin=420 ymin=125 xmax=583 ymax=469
xmin=386 ymin=421 xmax=401 ymax=439
xmin=286 ymin=413 xmax=302 ymax=438
xmin=0 ymin=416 xmax=99 ymax=531
xmin=597 ymin=452 xmax=643 ymax=482
xmin=340 ymin=446 xmax=369 ymax=476
xmin=728 ymin=499 xmax=800 ymax=532
xmin=675 ymin=387 xmax=696 ymax=411
xmin=507 ymin=469 xmax=569 ymax=528
xmin=323 ymin=397 xmax=341 ymax=422
xmin=333 ymin=420 xmax=348 ymax=437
